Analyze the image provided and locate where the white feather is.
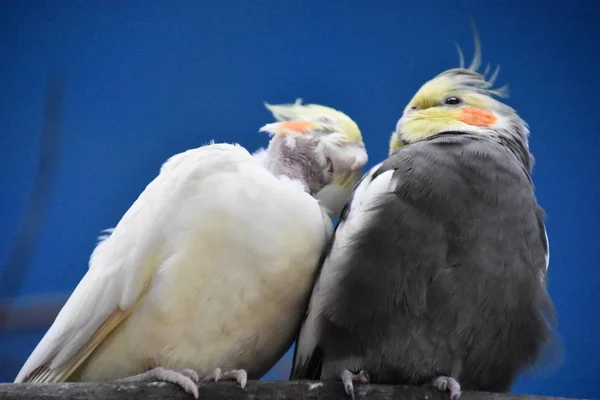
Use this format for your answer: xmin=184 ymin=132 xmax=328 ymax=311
xmin=251 ymin=147 xmax=269 ymax=167
xmin=16 ymin=142 xmax=332 ymax=383
xmin=543 ymin=223 xmax=550 ymax=281
xmin=293 ymin=162 xmax=393 ymax=373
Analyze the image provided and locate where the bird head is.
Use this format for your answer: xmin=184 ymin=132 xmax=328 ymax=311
xmin=257 ymin=99 xmax=368 ymax=217
xmin=391 ymin=23 xmax=532 ymax=170
xmin=261 ymin=99 xmax=368 ymax=191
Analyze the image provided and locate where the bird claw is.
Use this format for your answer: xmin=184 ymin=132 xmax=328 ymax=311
xmin=178 ymin=368 xmax=200 ymax=382
xmin=117 ymin=367 xmax=200 ymax=398
xmin=431 ymin=376 xmax=462 ymax=400
xmin=341 ymin=369 xmax=369 ymax=399
xmin=203 ymin=367 xmax=223 ymax=382
xmin=203 ymin=367 xmax=248 ymax=389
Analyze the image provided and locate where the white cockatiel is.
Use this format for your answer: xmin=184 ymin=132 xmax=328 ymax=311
xmin=14 ymin=101 xmax=368 ymax=398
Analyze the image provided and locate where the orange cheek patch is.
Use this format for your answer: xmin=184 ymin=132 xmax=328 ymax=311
xmin=278 ymin=120 xmax=313 ymax=134
xmin=459 ymin=107 xmax=497 ymax=127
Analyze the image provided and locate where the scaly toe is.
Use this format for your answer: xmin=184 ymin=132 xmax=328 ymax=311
xmin=357 ymin=370 xmax=369 ymax=384
xmin=340 ymin=369 xmax=369 ymax=399
xmin=432 ymin=376 xmax=462 ymax=400
xmin=116 ymin=367 xmax=199 ymax=399
xmin=346 ymin=384 xmax=356 ymax=400
xmin=432 ymin=377 xmax=448 ymax=391
xmin=341 ymin=370 xmax=355 ymax=398
xmin=203 ymin=367 xmax=222 ymax=382
xmin=178 ymin=369 xmax=199 ymax=382
xmin=220 ymin=369 xmax=248 ymax=389
xmin=450 ymin=391 xmax=462 ymax=400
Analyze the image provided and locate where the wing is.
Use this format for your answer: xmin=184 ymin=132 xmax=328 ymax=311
xmin=543 ymin=225 xmax=550 ymax=273
xmin=15 ymin=143 xmax=252 ymax=383
xmin=290 ymin=161 xmax=395 ymax=379
xmin=536 ymin=206 xmax=550 ymax=281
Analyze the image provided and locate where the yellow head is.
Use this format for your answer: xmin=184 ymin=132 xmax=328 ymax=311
xmin=390 ymin=23 xmax=530 ymax=167
xmin=264 ymin=99 xmax=368 ymax=190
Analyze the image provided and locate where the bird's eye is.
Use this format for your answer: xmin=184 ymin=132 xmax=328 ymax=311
xmin=444 ymin=96 xmax=462 ymax=106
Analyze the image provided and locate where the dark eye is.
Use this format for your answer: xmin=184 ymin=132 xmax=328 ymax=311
xmin=444 ymin=96 xmax=462 ymax=106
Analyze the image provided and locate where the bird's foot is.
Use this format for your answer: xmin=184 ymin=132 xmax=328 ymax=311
xmin=340 ymin=369 xmax=369 ymax=399
xmin=117 ymin=367 xmax=199 ymax=398
xmin=203 ymin=367 xmax=248 ymax=389
xmin=431 ymin=375 xmax=462 ymax=400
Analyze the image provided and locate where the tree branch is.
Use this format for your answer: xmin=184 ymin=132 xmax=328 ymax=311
xmin=0 ymin=380 xmax=574 ymax=400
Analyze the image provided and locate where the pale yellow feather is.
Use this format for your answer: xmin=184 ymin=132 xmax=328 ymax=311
xmin=264 ymin=98 xmax=363 ymax=144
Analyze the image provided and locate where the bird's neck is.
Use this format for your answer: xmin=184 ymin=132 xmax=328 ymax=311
xmin=263 ymin=137 xmax=314 ymax=194
xmin=268 ymin=160 xmax=310 ymax=192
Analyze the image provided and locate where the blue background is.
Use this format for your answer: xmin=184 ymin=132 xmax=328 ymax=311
xmin=1 ymin=1 xmax=599 ymax=398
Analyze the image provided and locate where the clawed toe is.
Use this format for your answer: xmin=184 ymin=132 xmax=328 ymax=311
xmin=340 ymin=369 xmax=370 ymax=399
xmin=178 ymin=368 xmax=199 ymax=382
xmin=203 ymin=367 xmax=248 ymax=389
xmin=432 ymin=376 xmax=462 ymax=400
xmin=117 ymin=367 xmax=199 ymax=398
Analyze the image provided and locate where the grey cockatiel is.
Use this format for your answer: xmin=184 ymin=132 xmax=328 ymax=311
xmin=290 ymin=29 xmax=556 ymax=400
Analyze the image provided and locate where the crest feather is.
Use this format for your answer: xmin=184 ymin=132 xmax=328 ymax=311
xmin=443 ymin=19 xmax=509 ymax=99
xmin=263 ymin=98 xmax=363 ymax=143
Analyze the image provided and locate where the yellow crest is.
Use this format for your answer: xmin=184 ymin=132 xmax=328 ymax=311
xmin=264 ymin=98 xmax=363 ymax=143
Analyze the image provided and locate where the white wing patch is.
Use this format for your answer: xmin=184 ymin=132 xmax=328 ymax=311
xmin=319 ymin=166 xmax=394 ymax=296
xmin=543 ymin=224 xmax=549 ymax=272
xmin=293 ymin=162 xmax=395 ymax=374
xmin=340 ymin=163 xmax=383 ymax=223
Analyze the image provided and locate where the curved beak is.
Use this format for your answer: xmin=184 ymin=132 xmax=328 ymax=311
xmin=330 ymin=143 xmax=368 ymax=189
xmin=317 ymin=142 xmax=368 ymax=219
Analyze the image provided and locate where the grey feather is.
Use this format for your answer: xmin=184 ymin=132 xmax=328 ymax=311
xmin=291 ymin=134 xmax=556 ymax=392
xmin=290 ymin=163 xmax=384 ymax=380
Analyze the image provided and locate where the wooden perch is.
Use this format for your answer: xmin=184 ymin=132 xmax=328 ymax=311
xmin=0 ymin=380 xmax=574 ymax=400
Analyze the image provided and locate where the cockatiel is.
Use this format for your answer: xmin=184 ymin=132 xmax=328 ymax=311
xmin=14 ymin=101 xmax=368 ymax=398
xmin=290 ymin=28 xmax=556 ymax=400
